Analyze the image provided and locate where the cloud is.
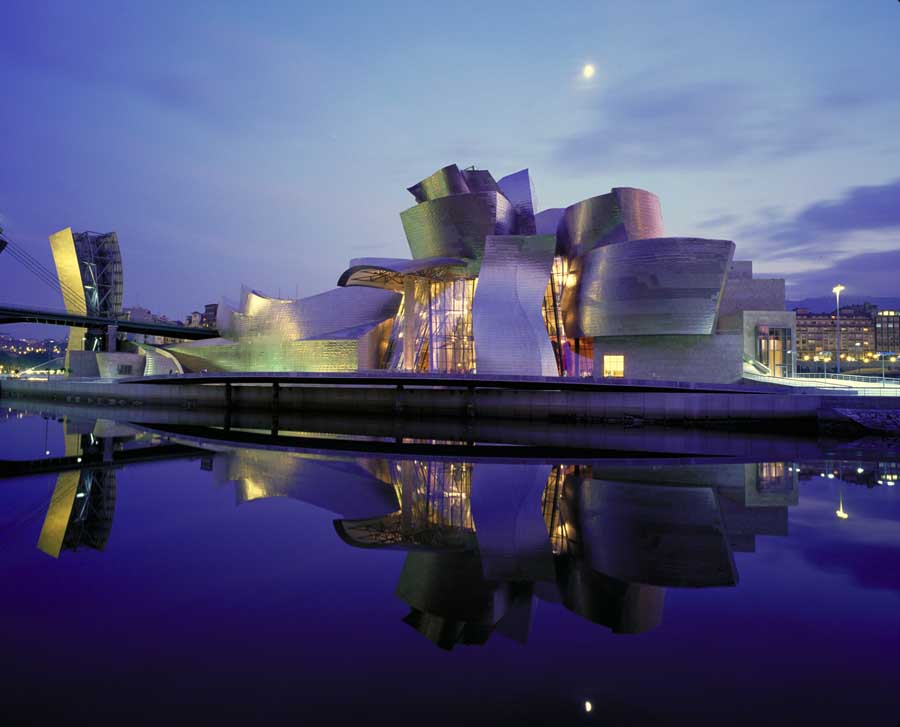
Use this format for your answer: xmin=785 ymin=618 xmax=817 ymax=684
xmin=744 ymin=177 xmax=900 ymax=254
xmin=790 ymin=178 xmax=900 ymax=237
xmin=553 ymin=78 xmax=833 ymax=172
xmin=696 ymin=213 xmax=740 ymax=230
xmin=732 ymin=178 xmax=900 ymax=296
xmin=0 ymin=12 xmax=323 ymax=135
xmin=778 ymin=248 xmax=900 ymax=299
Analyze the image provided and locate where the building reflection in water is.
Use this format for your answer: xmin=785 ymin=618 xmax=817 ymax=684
xmin=37 ymin=423 xmax=121 ymax=558
xmin=33 ymin=428 xmax=807 ymax=649
xmin=331 ymin=457 xmax=799 ymax=650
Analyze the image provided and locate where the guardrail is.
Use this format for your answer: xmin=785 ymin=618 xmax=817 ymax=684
xmin=796 ymin=372 xmax=900 ymax=386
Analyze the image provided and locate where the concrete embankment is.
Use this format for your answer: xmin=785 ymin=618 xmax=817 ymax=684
xmin=3 ymin=375 xmax=899 ymax=433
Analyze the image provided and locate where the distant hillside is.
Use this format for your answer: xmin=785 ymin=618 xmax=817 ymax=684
xmin=785 ymin=295 xmax=900 ymax=313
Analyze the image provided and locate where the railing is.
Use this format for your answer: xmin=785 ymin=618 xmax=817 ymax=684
xmin=796 ymin=372 xmax=900 ymax=386
xmin=742 ymin=372 xmax=900 ymax=397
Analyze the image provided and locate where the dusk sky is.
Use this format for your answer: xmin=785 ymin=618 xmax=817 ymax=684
xmin=1 ymin=0 xmax=898 ymax=325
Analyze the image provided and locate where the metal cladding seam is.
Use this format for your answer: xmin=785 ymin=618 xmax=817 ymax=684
xmin=573 ymin=237 xmax=736 ymax=337
xmin=472 ymin=234 xmax=558 ymax=376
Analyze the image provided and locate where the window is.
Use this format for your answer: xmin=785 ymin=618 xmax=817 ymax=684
xmin=117 ymin=364 xmax=133 ymax=375
xmin=602 ymin=354 xmax=624 ymax=378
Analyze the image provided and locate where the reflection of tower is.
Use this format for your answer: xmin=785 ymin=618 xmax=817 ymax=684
xmin=397 ymin=550 xmax=534 ymax=650
xmin=49 ymin=227 xmax=123 ymax=358
xmin=37 ymin=431 xmax=117 ymax=559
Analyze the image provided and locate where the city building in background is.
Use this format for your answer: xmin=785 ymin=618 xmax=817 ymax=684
xmin=165 ymin=163 xmax=791 ymax=383
xmin=876 ymin=310 xmax=900 ymax=353
xmin=201 ymin=303 xmax=218 ymax=329
xmin=795 ymin=306 xmax=877 ymax=369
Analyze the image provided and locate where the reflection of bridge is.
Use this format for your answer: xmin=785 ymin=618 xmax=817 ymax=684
xmin=0 ymin=442 xmax=205 ymax=480
xmin=0 ymin=304 xmax=219 ymax=340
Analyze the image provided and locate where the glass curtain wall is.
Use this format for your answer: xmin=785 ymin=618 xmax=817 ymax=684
xmin=757 ymin=326 xmax=794 ymax=378
xmin=384 ymin=277 xmax=477 ymax=373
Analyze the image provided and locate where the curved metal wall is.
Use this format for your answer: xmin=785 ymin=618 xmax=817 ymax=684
xmin=575 ymin=237 xmax=735 ymax=337
xmin=407 ymin=164 xmax=470 ymax=203
xmin=614 ymin=187 xmax=665 ymax=242
xmin=401 ymin=191 xmax=515 ymax=264
xmin=472 ymin=235 xmax=558 ymax=376
xmin=170 ymin=286 xmax=400 ymax=373
xmin=231 ymin=285 xmax=400 ymax=340
xmin=497 ymin=169 xmax=537 ymax=235
xmin=557 ymin=188 xmax=663 ymax=258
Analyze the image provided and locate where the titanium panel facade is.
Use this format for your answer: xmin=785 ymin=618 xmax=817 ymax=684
xmin=220 ymin=285 xmax=400 ymax=341
xmin=407 ymin=164 xmax=471 ymax=203
xmin=49 ymin=227 xmax=89 ymax=316
xmin=169 ymin=285 xmax=399 ymax=373
xmin=497 ymin=169 xmax=537 ymax=235
xmin=400 ymin=191 xmax=515 ymax=266
xmin=575 ymin=237 xmax=735 ymax=337
xmin=557 ymin=188 xmax=664 ymax=258
xmin=472 ymin=235 xmax=558 ymax=376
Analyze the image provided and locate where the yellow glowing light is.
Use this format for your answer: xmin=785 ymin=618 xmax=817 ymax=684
xmin=582 ymin=64 xmax=596 ymax=80
xmin=584 ymin=701 xmax=593 ymax=713
xmin=836 ymin=494 xmax=848 ymax=519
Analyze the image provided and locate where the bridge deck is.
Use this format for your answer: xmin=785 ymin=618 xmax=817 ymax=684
xmin=0 ymin=304 xmax=219 ymax=339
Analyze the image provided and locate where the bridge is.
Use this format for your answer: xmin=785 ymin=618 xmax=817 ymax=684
xmin=0 ymin=303 xmax=220 ymax=340
xmin=1 ymin=226 xmax=218 ymax=342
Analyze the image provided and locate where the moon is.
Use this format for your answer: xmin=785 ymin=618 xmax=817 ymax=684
xmin=582 ymin=63 xmax=595 ymax=80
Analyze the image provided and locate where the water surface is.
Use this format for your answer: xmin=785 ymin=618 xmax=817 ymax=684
xmin=1 ymin=408 xmax=898 ymax=726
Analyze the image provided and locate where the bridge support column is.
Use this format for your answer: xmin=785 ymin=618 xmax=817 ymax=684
xmin=106 ymin=324 xmax=118 ymax=353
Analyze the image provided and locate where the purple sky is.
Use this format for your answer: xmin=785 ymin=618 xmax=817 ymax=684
xmin=1 ymin=0 xmax=899 ymax=330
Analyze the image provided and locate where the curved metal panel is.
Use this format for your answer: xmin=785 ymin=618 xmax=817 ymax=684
xmin=472 ymin=235 xmax=558 ymax=376
xmin=49 ymin=228 xmax=88 ymax=316
xmin=407 ymin=164 xmax=470 ymax=203
xmin=557 ymin=188 xmax=663 ymax=258
xmin=614 ymin=187 xmax=665 ymax=241
xmin=535 ymin=208 xmax=564 ymax=235
xmin=461 ymin=168 xmax=500 ymax=195
xmin=497 ymin=169 xmax=537 ymax=235
xmin=576 ymin=237 xmax=735 ymax=337
xmin=168 ymin=286 xmax=399 ymax=372
xmin=232 ymin=285 xmax=400 ymax=340
xmin=400 ymin=191 xmax=515 ymax=264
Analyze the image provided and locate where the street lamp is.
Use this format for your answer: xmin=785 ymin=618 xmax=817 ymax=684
xmin=833 ymin=284 xmax=845 ymax=374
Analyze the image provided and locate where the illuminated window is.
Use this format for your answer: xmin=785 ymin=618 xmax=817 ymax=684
xmin=602 ymin=354 xmax=624 ymax=378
